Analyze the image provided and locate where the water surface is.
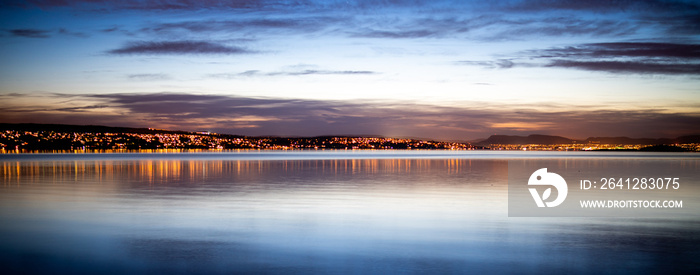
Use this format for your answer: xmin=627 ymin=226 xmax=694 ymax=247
xmin=1 ymin=151 xmax=698 ymax=274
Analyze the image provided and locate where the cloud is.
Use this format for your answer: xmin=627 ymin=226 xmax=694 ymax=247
xmin=7 ymin=0 xmax=466 ymax=11
xmin=270 ymin=70 xmax=376 ymax=76
xmin=108 ymin=40 xmax=251 ymax=55
xmin=546 ymin=60 xmax=700 ymax=75
xmin=490 ymin=18 xmax=639 ymax=39
xmin=24 ymin=0 xmax=695 ymax=14
xmin=537 ymin=42 xmax=700 ymax=75
xmin=2 ymin=92 xmax=699 ymax=140
xmin=505 ymin=0 xmax=700 ymax=36
xmin=58 ymin=28 xmax=89 ymax=38
xmin=101 ymin=26 xmax=120 ymax=33
xmin=91 ymin=2 xmax=654 ymax=43
xmin=650 ymin=13 xmax=700 ymax=35
xmin=6 ymin=28 xmax=88 ymax=38
xmin=456 ymin=59 xmax=515 ymax=69
xmin=208 ymin=69 xmax=377 ymax=78
xmin=14 ymin=0 xmax=686 ymax=45
xmin=351 ymin=29 xmax=438 ymax=39
xmin=142 ymin=17 xmax=344 ymax=35
xmin=345 ymin=14 xmax=643 ymax=41
xmin=8 ymin=0 xmax=274 ymax=10
xmin=7 ymin=28 xmax=51 ymax=38
xmin=507 ymin=0 xmax=700 ymax=13
xmin=54 ymin=105 xmax=110 ymax=112
xmin=461 ymin=42 xmax=700 ymax=75
xmin=536 ymin=43 xmax=700 ymax=59
xmin=127 ymin=73 xmax=171 ymax=80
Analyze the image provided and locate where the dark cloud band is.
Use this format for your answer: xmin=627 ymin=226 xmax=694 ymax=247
xmin=108 ymin=40 xmax=251 ymax=55
xmin=461 ymin=42 xmax=700 ymax=75
xmin=8 ymin=29 xmax=51 ymax=38
xmin=546 ymin=60 xmax=700 ymax=75
xmin=2 ymin=92 xmax=698 ymax=140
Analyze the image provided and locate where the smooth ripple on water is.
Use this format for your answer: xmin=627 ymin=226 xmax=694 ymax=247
xmin=0 ymin=151 xmax=698 ymax=274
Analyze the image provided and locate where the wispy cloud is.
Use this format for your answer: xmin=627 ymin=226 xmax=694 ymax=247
xmin=84 ymin=2 xmax=656 ymax=43
xmin=538 ymin=42 xmax=700 ymax=75
xmin=456 ymin=59 xmax=515 ymax=69
xmin=351 ymin=29 xmax=438 ymax=39
xmin=460 ymin=42 xmax=700 ymax=75
xmin=535 ymin=43 xmax=700 ymax=59
xmin=141 ymin=17 xmax=344 ymax=36
xmin=280 ymin=70 xmax=375 ymax=76
xmin=343 ymin=14 xmax=644 ymax=42
xmin=489 ymin=18 xmax=639 ymax=39
xmin=546 ymin=60 xmax=700 ymax=75
xmin=208 ymin=69 xmax=377 ymax=78
xmin=6 ymin=28 xmax=90 ymax=38
xmin=58 ymin=28 xmax=89 ymax=38
xmin=6 ymin=0 xmax=469 ymax=11
xmin=101 ymin=26 xmax=120 ymax=33
xmin=54 ymin=105 xmax=110 ymax=112
xmin=505 ymin=0 xmax=700 ymax=37
xmin=7 ymin=29 xmax=51 ymax=38
xmin=7 ymin=0 xmax=275 ymax=10
xmin=108 ymin=40 xmax=251 ymax=55
xmin=13 ymin=0 xmax=684 ymax=57
xmin=10 ymin=0 xmax=700 ymax=39
xmin=127 ymin=73 xmax=171 ymax=80
xmin=506 ymin=0 xmax=700 ymax=13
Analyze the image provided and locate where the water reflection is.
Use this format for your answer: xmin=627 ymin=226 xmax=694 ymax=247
xmin=2 ymin=158 xmax=499 ymax=181
xmin=0 ymin=153 xmax=698 ymax=274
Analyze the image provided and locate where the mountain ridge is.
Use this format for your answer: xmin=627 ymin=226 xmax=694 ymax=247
xmin=476 ymin=134 xmax=700 ymax=146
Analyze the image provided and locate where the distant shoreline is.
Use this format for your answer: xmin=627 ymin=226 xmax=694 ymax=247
xmin=2 ymin=147 xmax=697 ymax=154
xmin=1 ymin=123 xmax=698 ymax=152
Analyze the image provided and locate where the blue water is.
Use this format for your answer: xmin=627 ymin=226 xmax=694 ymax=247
xmin=1 ymin=151 xmax=698 ymax=274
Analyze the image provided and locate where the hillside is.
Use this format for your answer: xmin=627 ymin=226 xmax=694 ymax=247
xmin=476 ymin=134 xmax=700 ymax=146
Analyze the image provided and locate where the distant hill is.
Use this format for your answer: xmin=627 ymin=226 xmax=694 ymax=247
xmin=476 ymin=134 xmax=700 ymax=146
xmin=0 ymin=123 xmax=175 ymax=134
xmin=0 ymin=123 xmax=247 ymax=137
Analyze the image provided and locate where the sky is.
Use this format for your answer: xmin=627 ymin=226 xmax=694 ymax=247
xmin=1 ymin=0 xmax=699 ymax=140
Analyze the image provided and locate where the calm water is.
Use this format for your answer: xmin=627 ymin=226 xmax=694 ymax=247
xmin=1 ymin=151 xmax=698 ymax=274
